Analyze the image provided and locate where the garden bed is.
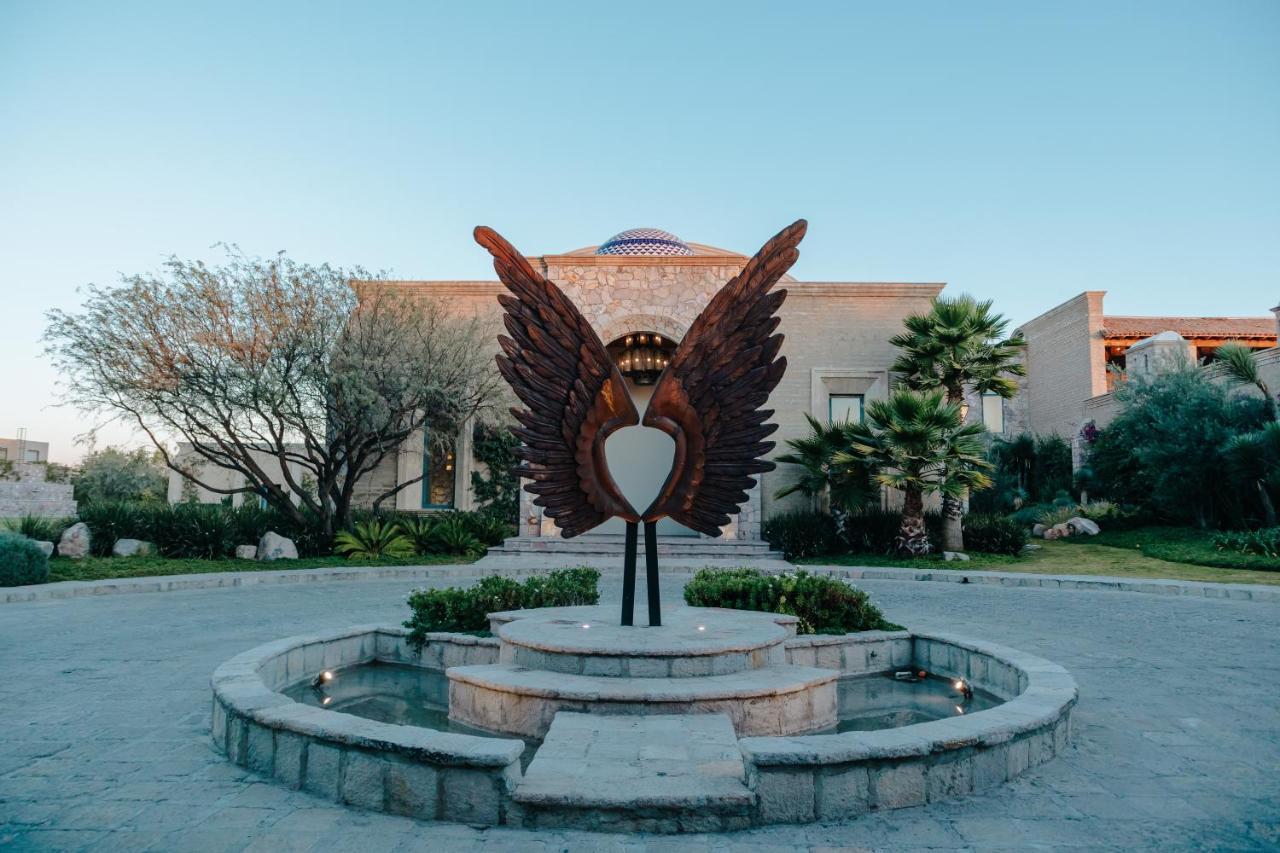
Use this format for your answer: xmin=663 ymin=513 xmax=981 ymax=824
xmin=47 ymin=553 xmax=476 ymax=583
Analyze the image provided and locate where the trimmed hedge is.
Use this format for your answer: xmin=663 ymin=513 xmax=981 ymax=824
xmin=0 ymin=533 xmax=50 ymax=586
xmin=682 ymin=567 xmax=900 ymax=635
xmin=962 ymin=513 xmax=1029 ymax=556
xmin=761 ymin=510 xmax=839 ymax=559
xmin=404 ymin=567 xmax=600 ymax=645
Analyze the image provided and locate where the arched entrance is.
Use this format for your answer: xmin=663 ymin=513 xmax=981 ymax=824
xmin=598 ymin=330 xmax=698 ymax=537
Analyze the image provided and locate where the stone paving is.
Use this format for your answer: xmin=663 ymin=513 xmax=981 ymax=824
xmin=2 ymin=571 xmax=1279 ymax=851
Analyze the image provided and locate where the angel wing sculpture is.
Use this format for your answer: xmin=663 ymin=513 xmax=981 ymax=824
xmin=475 ymin=219 xmax=807 ymax=626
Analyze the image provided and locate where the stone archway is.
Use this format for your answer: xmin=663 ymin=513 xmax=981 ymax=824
xmin=597 ymin=313 xmax=689 ymax=348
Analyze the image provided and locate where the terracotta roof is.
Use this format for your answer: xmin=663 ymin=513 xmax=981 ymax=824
xmin=1100 ymin=315 xmax=1276 ymax=340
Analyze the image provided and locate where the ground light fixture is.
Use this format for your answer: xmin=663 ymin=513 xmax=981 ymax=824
xmin=311 ymin=670 xmax=334 ymax=689
xmin=954 ymin=678 xmax=974 ymax=701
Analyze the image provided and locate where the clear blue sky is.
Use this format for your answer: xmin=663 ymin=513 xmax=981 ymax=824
xmin=2 ymin=1 xmax=1277 ymax=462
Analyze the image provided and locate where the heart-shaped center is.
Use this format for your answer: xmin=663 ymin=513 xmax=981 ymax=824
xmin=601 ymin=384 xmax=694 ymax=536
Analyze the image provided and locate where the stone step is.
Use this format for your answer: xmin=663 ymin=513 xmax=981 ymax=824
xmin=513 ymin=712 xmax=754 ymax=832
xmin=488 ymin=534 xmax=782 ymax=559
xmin=447 ymin=662 xmax=837 ymax=738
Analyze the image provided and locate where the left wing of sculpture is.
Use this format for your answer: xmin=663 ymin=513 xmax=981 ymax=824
xmin=640 ymin=219 xmax=807 ymax=535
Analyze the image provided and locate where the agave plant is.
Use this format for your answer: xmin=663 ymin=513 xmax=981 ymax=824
xmin=333 ymin=520 xmax=416 ymax=560
xmin=3 ymin=513 xmax=71 ymax=543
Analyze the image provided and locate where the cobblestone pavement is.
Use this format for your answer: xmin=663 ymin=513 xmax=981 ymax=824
xmin=2 ymin=572 xmax=1278 ymax=851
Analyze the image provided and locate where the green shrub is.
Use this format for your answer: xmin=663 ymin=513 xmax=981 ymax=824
xmin=398 ymin=516 xmax=439 ymax=554
xmin=456 ymin=511 xmax=513 ymax=547
xmin=428 ymin=516 xmax=485 ymax=557
xmin=1212 ymin=528 xmax=1280 ymax=558
xmin=962 ymin=513 xmax=1028 ymax=555
xmin=840 ymin=508 xmax=943 ymax=555
xmin=334 ymin=520 xmax=416 ymax=559
xmin=681 ymin=567 xmax=900 ymax=635
xmin=76 ymin=501 xmax=146 ymax=556
xmin=762 ymin=510 xmax=839 ymax=559
xmin=0 ymin=533 xmax=50 ymax=586
xmin=404 ymin=567 xmax=601 ymax=645
xmin=1035 ymin=505 xmax=1078 ymax=527
xmin=3 ymin=513 xmax=71 ymax=543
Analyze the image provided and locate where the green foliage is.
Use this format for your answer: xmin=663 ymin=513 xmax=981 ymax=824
xmin=762 ymin=510 xmax=840 ymax=559
xmin=1212 ymin=528 xmax=1280 ymax=559
xmin=72 ymin=447 xmax=167 ymax=505
xmin=841 ymin=508 xmax=944 ymax=555
xmin=398 ymin=517 xmax=440 ymax=554
xmin=3 ymin=513 xmax=71 ymax=543
xmin=333 ymin=520 xmax=416 ymax=559
xmin=470 ymin=423 xmax=521 ymax=524
xmin=1035 ymin=505 xmax=1078 ymax=527
xmin=973 ymin=433 xmax=1074 ymax=513
xmin=1078 ymin=526 xmax=1280 ymax=571
xmin=1085 ymin=368 xmax=1270 ymax=528
xmin=74 ymin=501 xmax=331 ymax=558
xmin=889 ymin=295 xmax=1026 ymax=402
xmin=962 ymin=513 xmax=1029 ymax=555
xmin=682 ymin=567 xmax=900 ymax=635
xmin=456 ymin=511 xmax=512 ymax=546
xmin=0 ymin=532 xmax=50 ymax=586
xmin=404 ymin=567 xmax=600 ymax=645
xmin=428 ymin=516 xmax=485 ymax=557
xmin=774 ymin=414 xmax=877 ymax=512
xmin=76 ymin=501 xmax=147 ymax=557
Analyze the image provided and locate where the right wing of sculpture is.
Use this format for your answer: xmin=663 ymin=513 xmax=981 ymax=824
xmin=474 ymin=226 xmax=640 ymax=537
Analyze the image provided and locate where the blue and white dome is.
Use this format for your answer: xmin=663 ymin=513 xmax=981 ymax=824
xmin=596 ymin=228 xmax=694 ymax=257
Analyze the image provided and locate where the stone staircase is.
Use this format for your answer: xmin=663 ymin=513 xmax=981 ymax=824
xmin=476 ymin=533 xmax=786 ymax=570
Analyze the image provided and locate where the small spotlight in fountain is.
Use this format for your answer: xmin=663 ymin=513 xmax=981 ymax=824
xmin=322 ymin=695 xmax=333 ymax=706
xmin=581 ymin=623 xmax=591 ymax=630
xmin=696 ymin=625 xmax=706 ymax=632
xmin=312 ymin=670 xmax=334 ymax=689
xmin=955 ymin=704 xmax=965 ymax=714
xmin=954 ymin=678 xmax=974 ymax=701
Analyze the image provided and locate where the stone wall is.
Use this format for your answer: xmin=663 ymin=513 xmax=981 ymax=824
xmin=1014 ymin=291 xmax=1107 ymax=440
xmin=0 ymin=462 xmax=76 ymax=517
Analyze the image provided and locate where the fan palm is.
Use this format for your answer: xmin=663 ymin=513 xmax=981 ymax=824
xmin=774 ymin=413 xmax=877 ymax=514
xmin=889 ymin=295 xmax=1024 ymax=550
xmin=1216 ymin=342 xmax=1274 ymax=421
xmin=833 ymin=389 xmax=992 ymax=556
xmin=333 ymin=519 xmax=416 ymax=559
xmin=1223 ymin=421 xmax=1280 ymax=527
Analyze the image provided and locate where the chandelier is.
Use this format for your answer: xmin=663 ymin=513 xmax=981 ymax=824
xmin=612 ymin=332 xmax=675 ymax=386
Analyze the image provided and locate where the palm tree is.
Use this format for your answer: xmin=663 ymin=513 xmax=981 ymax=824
xmin=1224 ymin=421 xmax=1280 ymax=527
xmin=1216 ymin=342 xmax=1275 ymax=421
xmin=774 ymin=413 xmax=877 ymax=514
xmin=889 ymin=295 xmax=1025 ymax=551
xmin=834 ymin=389 xmax=992 ymax=556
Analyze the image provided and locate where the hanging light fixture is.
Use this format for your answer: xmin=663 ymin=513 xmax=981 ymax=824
xmin=611 ymin=331 xmax=674 ymax=386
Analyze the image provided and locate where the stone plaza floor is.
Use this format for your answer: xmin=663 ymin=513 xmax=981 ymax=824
xmin=1 ymin=570 xmax=1278 ymax=851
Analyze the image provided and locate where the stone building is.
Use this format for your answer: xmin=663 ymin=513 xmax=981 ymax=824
xmin=1008 ymin=291 xmax=1276 ymax=449
xmin=0 ymin=436 xmax=76 ymax=518
xmin=353 ymin=227 xmax=946 ymax=544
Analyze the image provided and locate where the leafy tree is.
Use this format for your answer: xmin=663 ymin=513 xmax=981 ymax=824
xmin=834 ymin=389 xmax=992 ymax=556
xmin=773 ymin=413 xmax=877 ymax=515
xmin=889 ymin=295 xmax=1025 ymax=550
xmin=1087 ymin=368 xmax=1268 ymax=528
xmin=1223 ymin=422 xmax=1280 ymax=527
xmin=45 ymin=247 xmax=503 ymax=537
xmin=72 ymin=446 xmax=167 ymax=505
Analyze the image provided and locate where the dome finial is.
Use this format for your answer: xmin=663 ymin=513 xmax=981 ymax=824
xmin=596 ymin=228 xmax=693 ymax=257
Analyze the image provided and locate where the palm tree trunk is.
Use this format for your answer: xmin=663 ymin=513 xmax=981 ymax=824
xmin=896 ymin=487 xmax=931 ymax=556
xmin=942 ymin=386 xmax=967 ymax=552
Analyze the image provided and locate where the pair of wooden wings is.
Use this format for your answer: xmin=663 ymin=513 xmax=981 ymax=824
xmin=474 ymin=219 xmax=806 ymax=538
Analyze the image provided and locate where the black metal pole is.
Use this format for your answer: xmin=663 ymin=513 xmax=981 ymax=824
xmin=644 ymin=520 xmax=661 ymax=626
xmin=620 ymin=521 xmax=637 ymax=626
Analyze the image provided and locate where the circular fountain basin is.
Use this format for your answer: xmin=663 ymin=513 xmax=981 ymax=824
xmin=210 ymin=612 xmax=1076 ymax=831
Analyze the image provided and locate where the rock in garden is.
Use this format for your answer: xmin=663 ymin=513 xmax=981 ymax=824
xmin=1067 ymin=517 xmax=1101 ymax=536
xmin=1032 ymin=523 xmax=1047 ymax=537
xmin=1043 ymin=527 xmax=1061 ymax=540
xmin=32 ymin=540 xmax=54 ymax=557
xmin=1022 ymin=543 xmax=1042 ymax=552
xmin=943 ymin=551 xmax=970 ymax=561
xmin=57 ymin=522 xmax=91 ymax=558
xmin=112 ymin=538 xmax=155 ymax=558
xmin=1051 ymin=523 xmax=1072 ymax=538
xmin=257 ymin=531 xmax=297 ymax=561
xmin=235 ymin=545 xmax=258 ymax=560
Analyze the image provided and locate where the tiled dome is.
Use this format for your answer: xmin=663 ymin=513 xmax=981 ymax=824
xmin=596 ymin=228 xmax=694 ymax=257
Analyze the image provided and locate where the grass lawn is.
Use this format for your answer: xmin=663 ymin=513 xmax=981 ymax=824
xmin=47 ymin=552 xmax=477 ymax=583
xmin=1071 ymin=526 xmax=1279 ymax=571
xmin=800 ymin=535 xmax=1280 ymax=586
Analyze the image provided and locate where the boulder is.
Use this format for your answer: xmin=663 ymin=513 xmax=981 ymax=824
xmin=257 ymin=531 xmax=297 ymax=561
xmin=1043 ymin=527 xmax=1061 ymax=541
xmin=32 ymin=540 xmax=54 ymax=558
xmin=1031 ymin=523 xmax=1047 ymax=537
xmin=57 ymin=522 xmax=91 ymax=559
xmin=1021 ymin=543 xmax=1043 ymax=552
xmin=112 ymin=538 xmax=155 ymax=558
xmin=1067 ymin=517 xmax=1101 ymax=536
xmin=943 ymin=551 xmax=970 ymax=562
xmin=1051 ymin=523 xmax=1072 ymax=538
xmin=235 ymin=545 xmax=258 ymax=560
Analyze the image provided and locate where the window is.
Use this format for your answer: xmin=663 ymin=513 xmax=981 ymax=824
xmin=25 ymin=449 xmax=39 ymax=462
xmin=828 ymin=394 xmax=864 ymax=424
xmin=981 ymin=392 xmax=1005 ymax=433
xmin=421 ymin=429 xmax=456 ymax=509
